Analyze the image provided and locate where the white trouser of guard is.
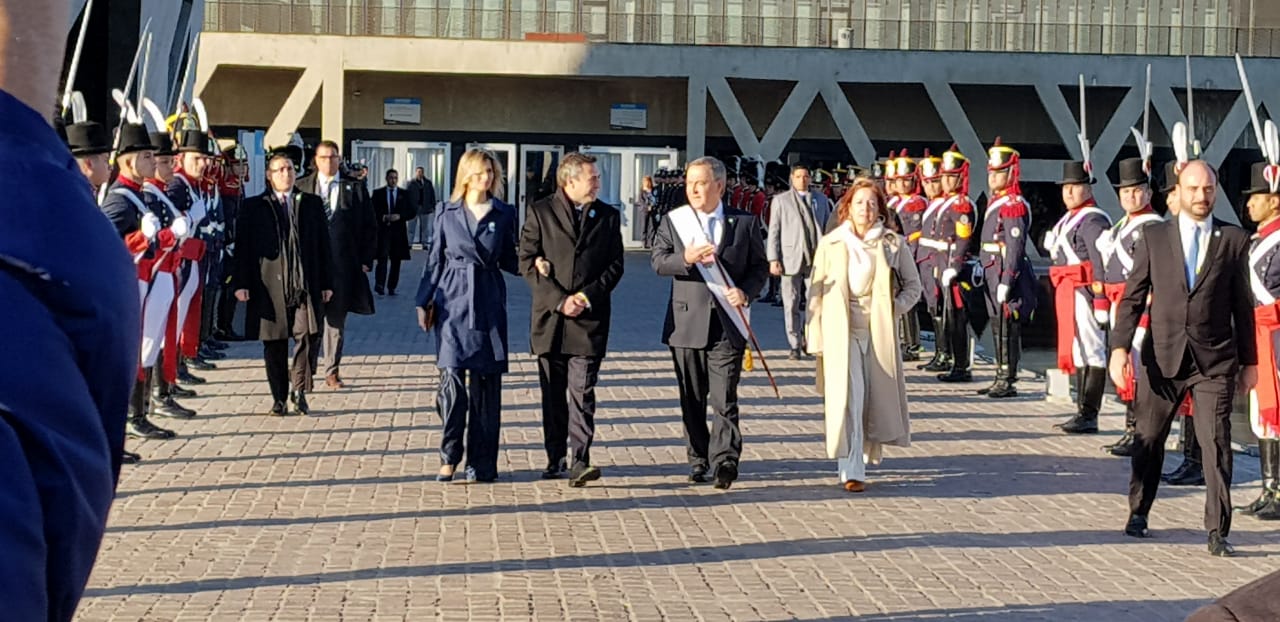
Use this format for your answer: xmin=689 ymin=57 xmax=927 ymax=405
xmin=174 ymin=259 xmax=200 ymax=347
xmin=1072 ymin=288 xmax=1107 ymax=368
xmin=139 ymin=274 xmax=176 ymax=368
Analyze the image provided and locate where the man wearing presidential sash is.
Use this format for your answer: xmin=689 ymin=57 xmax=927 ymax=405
xmin=652 ymin=156 xmax=768 ymax=490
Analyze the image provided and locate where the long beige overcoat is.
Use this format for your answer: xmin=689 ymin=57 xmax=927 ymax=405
xmin=805 ymin=224 xmax=922 ymax=460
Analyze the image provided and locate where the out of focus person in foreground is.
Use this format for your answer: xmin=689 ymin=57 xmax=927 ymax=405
xmin=0 ymin=1 xmax=143 ymax=619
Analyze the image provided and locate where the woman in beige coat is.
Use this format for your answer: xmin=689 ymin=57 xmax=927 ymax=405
xmin=806 ymin=178 xmax=923 ymax=492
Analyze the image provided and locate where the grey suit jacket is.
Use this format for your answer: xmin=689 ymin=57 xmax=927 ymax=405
xmin=767 ymin=190 xmax=830 ymax=275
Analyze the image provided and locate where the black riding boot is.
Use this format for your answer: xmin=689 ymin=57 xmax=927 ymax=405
xmin=1105 ymin=404 xmax=1138 ymax=456
xmin=1164 ymin=415 xmax=1204 ymax=486
xmin=1239 ymin=438 xmax=1280 ymax=518
xmin=1057 ymin=366 xmax=1105 ymax=433
xmin=989 ymin=317 xmax=1020 ymax=398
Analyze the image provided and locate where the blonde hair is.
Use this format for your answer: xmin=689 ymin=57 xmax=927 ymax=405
xmin=451 ymin=148 xmax=505 ymax=202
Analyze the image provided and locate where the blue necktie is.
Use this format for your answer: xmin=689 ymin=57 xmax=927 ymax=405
xmin=1186 ymin=226 xmax=1200 ymax=288
xmin=706 ymin=215 xmax=717 ymax=245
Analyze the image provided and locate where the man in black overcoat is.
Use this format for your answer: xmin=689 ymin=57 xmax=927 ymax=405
xmin=371 ymin=168 xmax=416 ymax=296
xmin=297 ymin=140 xmax=375 ymax=389
xmin=519 ymin=153 xmax=625 ymax=486
xmin=233 ymin=148 xmax=334 ymax=416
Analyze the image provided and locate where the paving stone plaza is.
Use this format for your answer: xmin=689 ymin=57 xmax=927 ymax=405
xmin=77 ymin=255 xmax=1278 ymax=621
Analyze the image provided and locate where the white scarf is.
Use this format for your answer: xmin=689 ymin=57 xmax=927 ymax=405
xmin=838 ymin=220 xmax=886 ymax=298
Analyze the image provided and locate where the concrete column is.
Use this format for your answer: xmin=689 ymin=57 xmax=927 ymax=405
xmin=686 ymin=75 xmax=707 ymax=160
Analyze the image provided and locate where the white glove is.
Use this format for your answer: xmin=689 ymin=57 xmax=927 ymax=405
xmin=1093 ymin=309 xmax=1110 ymax=325
xmin=941 ymin=268 xmax=957 ymax=287
xmin=169 ymin=215 xmax=191 ymax=239
xmin=996 ymin=283 xmax=1009 ymax=304
xmin=140 ymin=212 xmax=161 ymax=240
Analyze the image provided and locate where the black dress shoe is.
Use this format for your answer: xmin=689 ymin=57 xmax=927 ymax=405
xmin=1055 ymin=415 xmax=1099 ymax=434
xmin=126 ymin=417 xmax=177 ymax=440
xmin=1162 ymin=462 xmax=1190 ymax=483
xmin=788 ymin=349 xmax=801 ymax=361
xmin=541 ymin=460 xmax=567 ymax=480
xmin=1123 ymin=514 xmax=1151 ymax=538
xmin=464 ymin=466 xmax=497 ymax=483
xmin=290 ymin=390 xmax=310 ymax=416
xmin=178 ymin=368 xmax=206 ymax=384
xmin=936 ymin=369 xmax=973 ymax=383
xmin=168 ymin=384 xmax=198 ymax=399
xmin=187 ymin=357 xmax=216 ymax=371
xmin=569 ymin=463 xmax=602 ymax=488
xmin=902 ymin=350 xmax=921 ymax=362
xmin=1105 ymin=432 xmax=1137 ymax=457
xmin=1208 ymin=533 xmax=1236 ymax=557
xmin=689 ymin=463 xmax=709 ymax=483
xmin=375 ymin=286 xmax=386 ymax=296
xmin=151 ymin=397 xmax=196 ymax=419
xmin=214 ymin=329 xmax=245 ymax=342
xmin=266 ymin=400 xmax=288 ymax=416
xmin=1166 ymin=463 xmax=1205 ymax=486
xmin=988 ymin=382 xmax=1019 ymax=398
xmin=387 ymin=289 xmax=397 ymax=296
xmin=121 ymin=450 xmax=142 ymax=464
xmin=714 ymin=460 xmax=739 ymax=490
xmin=921 ymin=358 xmax=952 ymax=372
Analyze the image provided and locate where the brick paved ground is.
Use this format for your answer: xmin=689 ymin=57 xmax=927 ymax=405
xmin=77 ymin=254 xmax=1277 ymax=621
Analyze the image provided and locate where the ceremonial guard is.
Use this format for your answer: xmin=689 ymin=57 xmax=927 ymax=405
xmin=978 ymin=139 xmax=1037 ymax=397
xmin=934 ymin=146 xmax=978 ymax=382
xmin=168 ymin=127 xmax=214 ymax=378
xmin=215 ymin=142 xmax=248 ymax=341
xmin=99 ymin=123 xmax=179 ymax=443
xmin=66 ymin=119 xmax=112 ymax=192
xmin=1046 ymin=161 xmax=1113 ymax=433
xmin=915 ymin=151 xmax=949 ymax=371
xmin=143 ymin=129 xmax=198 ymax=421
xmin=893 ymin=151 xmax=927 ymax=361
xmin=1098 ymin=158 xmax=1162 ymax=455
xmin=1239 ymin=152 xmax=1280 ymax=521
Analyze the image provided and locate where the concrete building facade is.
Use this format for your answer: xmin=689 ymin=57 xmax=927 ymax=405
xmin=194 ymin=1 xmax=1280 ymax=247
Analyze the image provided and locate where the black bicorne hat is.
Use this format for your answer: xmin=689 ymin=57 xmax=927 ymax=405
xmin=116 ymin=123 xmax=156 ymax=156
xmin=66 ymin=121 xmax=112 ymax=156
xmin=1113 ymin=158 xmax=1150 ymax=189
xmin=1057 ymin=160 xmax=1094 ymax=185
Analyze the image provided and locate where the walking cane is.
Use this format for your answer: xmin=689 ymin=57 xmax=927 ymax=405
xmin=709 ymin=258 xmax=780 ymax=399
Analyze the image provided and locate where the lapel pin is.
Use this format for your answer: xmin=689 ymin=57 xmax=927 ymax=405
xmin=728 ymin=217 xmax=736 ymax=224
xmin=1214 ymin=230 xmax=1221 ymax=237
xmin=488 ymin=222 xmax=496 ymax=233
xmin=589 ymin=209 xmax=596 ymax=218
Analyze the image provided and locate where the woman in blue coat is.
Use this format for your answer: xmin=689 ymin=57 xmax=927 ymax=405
xmin=416 ymin=149 xmax=519 ymax=483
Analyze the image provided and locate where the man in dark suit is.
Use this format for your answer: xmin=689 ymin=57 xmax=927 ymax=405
xmin=652 ymin=156 xmax=768 ymax=490
xmin=1110 ymin=160 xmax=1258 ymax=557
xmin=233 ymin=148 xmax=334 ymax=416
xmin=297 ymin=140 xmax=376 ymax=389
xmin=518 ymin=153 xmax=625 ymax=487
xmin=408 ymin=166 xmax=437 ymax=248
xmin=371 ymin=168 xmax=416 ymax=295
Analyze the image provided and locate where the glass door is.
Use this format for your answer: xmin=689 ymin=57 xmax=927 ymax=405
xmin=465 ymin=142 xmax=518 ymax=206
xmin=580 ymin=146 xmax=679 ymax=248
xmin=518 ymin=144 xmax=564 ymax=224
xmin=351 ymin=140 xmax=451 ymax=199
xmin=406 ymin=143 xmax=452 ymax=207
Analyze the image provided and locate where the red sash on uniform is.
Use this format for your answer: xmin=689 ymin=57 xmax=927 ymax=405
xmin=1048 ymin=261 xmax=1094 ymax=374
xmin=1254 ymin=302 xmax=1280 ymax=431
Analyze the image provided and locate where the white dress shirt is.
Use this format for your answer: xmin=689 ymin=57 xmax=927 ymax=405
xmin=694 ymin=203 xmax=726 ymax=246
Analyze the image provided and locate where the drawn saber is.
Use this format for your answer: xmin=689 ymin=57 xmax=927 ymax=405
xmin=1186 ymin=56 xmax=1201 ymax=157
xmin=1078 ymin=74 xmax=1091 ymax=173
xmin=1236 ymin=54 xmax=1268 ymax=152
xmin=61 ymin=0 xmax=95 ymax=117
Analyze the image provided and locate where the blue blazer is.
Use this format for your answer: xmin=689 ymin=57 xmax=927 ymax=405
xmin=416 ymin=198 xmax=519 ymax=373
